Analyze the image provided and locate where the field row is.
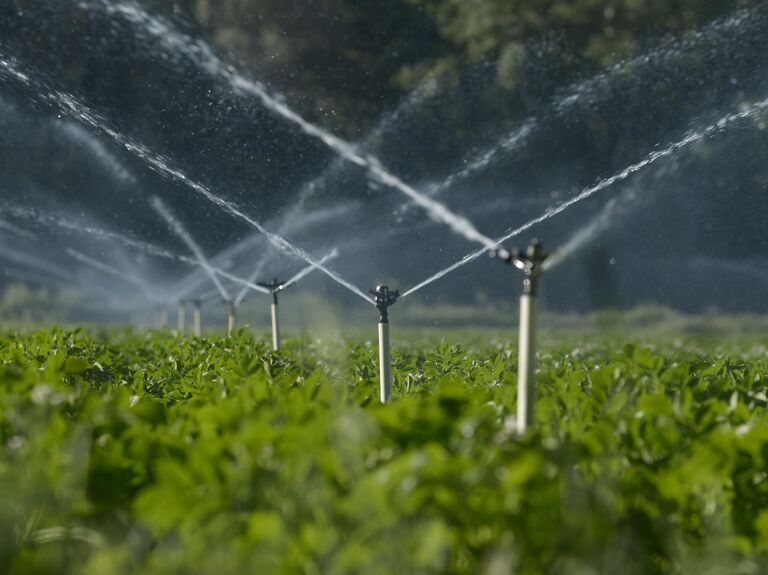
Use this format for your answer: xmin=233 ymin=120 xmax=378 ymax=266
xmin=1 ymin=329 xmax=768 ymax=574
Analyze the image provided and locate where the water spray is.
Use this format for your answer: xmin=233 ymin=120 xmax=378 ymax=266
xmin=0 ymin=56 xmax=375 ymax=305
xmin=0 ymin=244 xmax=73 ymax=283
xmin=150 ymin=196 xmax=232 ymax=303
xmin=0 ymin=218 xmax=39 ymax=241
xmin=369 ymin=285 xmax=399 ymax=404
xmin=236 ymin=250 xmax=337 ymax=349
xmin=491 ymin=240 xmax=548 ymax=435
xmin=79 ymin=1 xmax=494 ymax=249
xmin=400 ymin=93 xmax=768 ymax=301
xmin=256 ymin=278 xmax=288 ymax=351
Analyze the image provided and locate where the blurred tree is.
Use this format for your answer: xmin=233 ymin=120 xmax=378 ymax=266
xmin=174 ymin=0 xmax=448 ymax=134
xmin=407 ymin=0 xmax=751 ymax=88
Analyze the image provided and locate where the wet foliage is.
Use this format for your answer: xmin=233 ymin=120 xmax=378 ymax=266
xmin=2 ymin=328 xmax=768 ymax=573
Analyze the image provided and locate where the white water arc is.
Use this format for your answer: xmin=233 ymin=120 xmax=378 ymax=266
xmin=233 ymin=252 xmax=273 ymax=308
xmin=150 ymin=196 xmax=231 ymax=302
xmin=57 ymin=121 xmax=137 ymax=185
xmin=402 ymin=6 xmax=762 ymax=210
xmin=541 ymin=195 xmax=626 ymax=273
xmin=168 ymin=234 xmax=262 ymax=302
xmin=283 ymin=249 xmax=339 ymax=289
xmin=287 ymin=75 xmax=441 ymax=221
xmin=76 ymin=0 xmax=495 ymax=249
xmin=0 ymin=217 xmax=39 ymax=241
xmin=0 ymin=54 xmax=374 ymax=305
xmin=225 ymin=80 xmax=439 ymax=303
xmin=66 ymin=247 xmax=162 ymax=302
xmin=0 ymin=200 xmax=282 ymax=299
xmin=401 ymin=96 xmax=768 ymax=298
xmin=0 ymin=243 xmax=73 ymax=283
xmin=169 ymin=202 xmax=354 ymax=303
xmin=234 ymin=249 xmax=338 ymax=307
xmin=425 ymin=119 xmax=538 ymax=202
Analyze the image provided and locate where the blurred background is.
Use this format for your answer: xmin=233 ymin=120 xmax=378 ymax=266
xmin=0 ymin=0 xmax=766 ymax=327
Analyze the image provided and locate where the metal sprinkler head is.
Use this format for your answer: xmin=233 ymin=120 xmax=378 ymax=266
xmin=257 ymin=277 xmax=288 ymax=293
xmin=491 ymin=239 xmax=548 ymax=295
xmin=257 ymin=277 xmax=288 ymax=303
xmin=369 ymin=284 xmax=399 ymax=322
xmin=221 ymin=297 xmax=237 ymax=313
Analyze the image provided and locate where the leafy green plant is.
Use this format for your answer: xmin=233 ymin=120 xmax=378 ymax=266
xmin=1 ymin=328 xmax=768 ymax=573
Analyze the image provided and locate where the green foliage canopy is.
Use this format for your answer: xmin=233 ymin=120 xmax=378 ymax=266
xmin=2 ymin=328 xmax=768 ymax=573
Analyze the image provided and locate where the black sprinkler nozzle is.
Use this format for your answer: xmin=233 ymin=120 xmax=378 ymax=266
xmin=257 ymin=277 xmax=289 ymax=303
xmin=257 ymin=277 xmax=288 ymax=293
xmin=491 ymin=239 xmax=548 ymax=295
xmin=369 ymin=284 xmax=399 ymax=323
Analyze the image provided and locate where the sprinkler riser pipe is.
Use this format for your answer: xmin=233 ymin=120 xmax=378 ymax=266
xmin=159 ymin=308 xmax=168 ymax=329
xmin=516 ymin=294 xmax=536 ymax=435
xmin=378 ymin=320 xmax=392 ymax=403
xmin=193 ymin=303 xmax=202 ymax=337
xmin=228 ymin=304 xmax=236 ymax=336
xmin=271 ymin=299 xmax=281 ymax=351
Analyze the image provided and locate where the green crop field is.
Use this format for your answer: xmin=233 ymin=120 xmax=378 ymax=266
xmin=2 ymin=328 xmax=768 ymax=574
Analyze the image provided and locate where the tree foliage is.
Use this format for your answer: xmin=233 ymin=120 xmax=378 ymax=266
xmin=185 ymin=0 xmax=748 ymax=101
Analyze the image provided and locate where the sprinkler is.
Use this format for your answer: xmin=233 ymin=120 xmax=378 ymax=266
xmin=192 ymin=298 xmax=203 ymax=337
xmin=159 ymin=306 xmax=169 ymax=329
xmin=226 ymin=299 xmax=237 ymax=336
xmin=369 ymin=285 xmax=399 ymax=404
xmin=256 ymin=278 xmax=288 ymax=351
xmin=491 ymin=239 xmax=548 ymax=435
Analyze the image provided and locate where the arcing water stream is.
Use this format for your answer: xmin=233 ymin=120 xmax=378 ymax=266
xmin=3 ymin=4 xmax=765 ymax=309
xmin=234 ymin=249 xmax=339 ymax=307
xmin=0 ymin=201 xmax=281 ymax=301
xmin=0 ymin=244 xmax=73 ymax=283
xmin=0 ymin=54 xmax=375 ymax=305
xmin=233 ymin=253 xmax=274 ymax=308
xmin=169 ymin=202 xmax=354 ymax=303
xmin=401 ymin=95 xmax=768 ymax=298
xmin=0 ymin=217 xmax=38 ymax=241
xmin=66 ymin=247 xmax=162 ymax=302
xmin=222 ymin=77 xmax=441 ymax=305
xmin=283 ymin=249 xmax=339 ymax=289
xmin=540 ymin=197 xmax=624 ymax=273
xmin=75 ymin=0 xmax=496 ymax=249
xmin=287 ymin=74 xmax=440 ymax=220
xmin=151 ymin=196 xmax=231 ymax=302
xmin=57 ymin=121 xmax=137 ymax=185
xmin=399 ymin=6 xmax=764 ymax=211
